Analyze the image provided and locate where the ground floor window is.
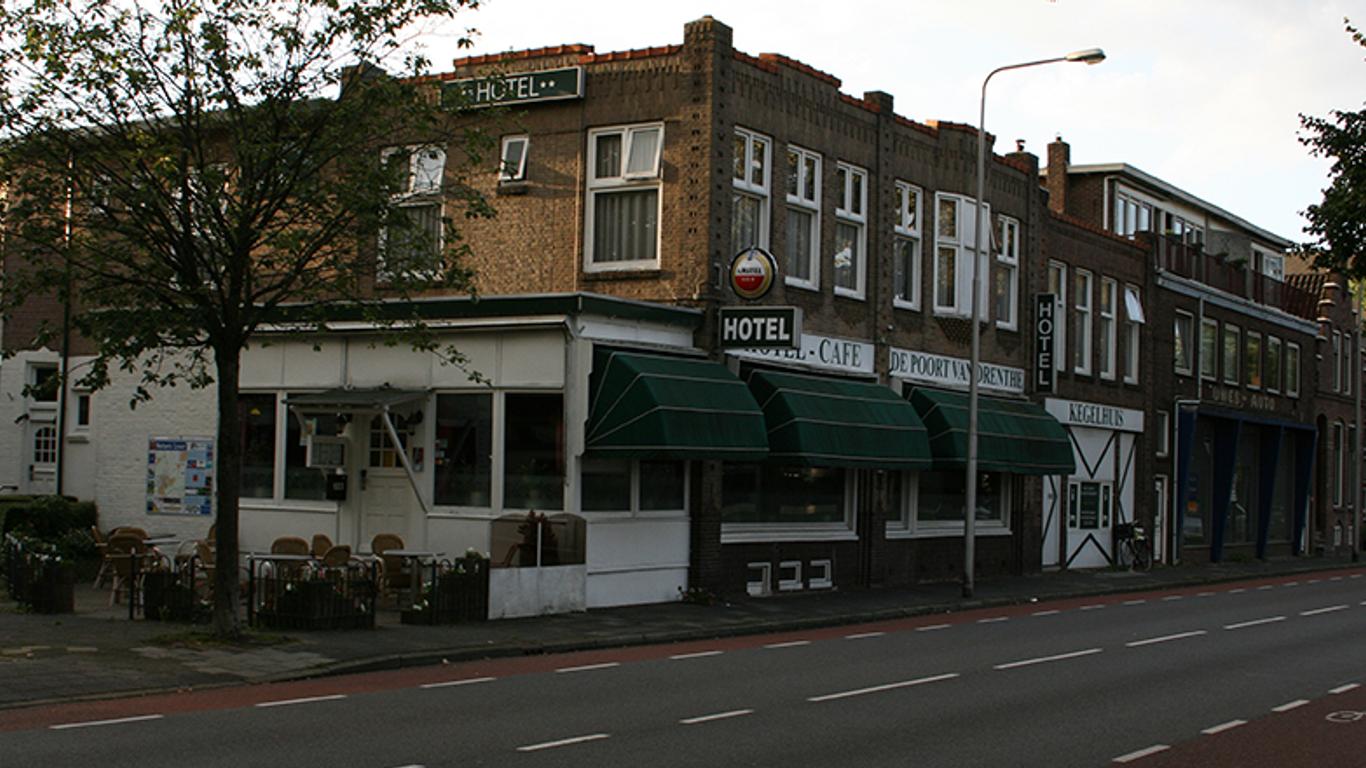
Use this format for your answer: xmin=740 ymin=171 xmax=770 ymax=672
xmin=581 ymin=458 xmax=686 ymax=513
xmin=434 ymin=393 xmax=493 ymax=507
xmin=917 ymin=470 xmax=1009 ymax=530
xmin=721 ymin=464 xmax=847 ymax=526
xmin=1067 ymin=481 xmax=1112 ymax=530
xmin=503 ymin=392 xmax=564 ymax=510
xmin=239 ymin=392 xmax=334 ymax=502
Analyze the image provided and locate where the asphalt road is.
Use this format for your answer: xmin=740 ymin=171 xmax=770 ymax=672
xmin=6 ymin=571 xmax=1366 ymax=767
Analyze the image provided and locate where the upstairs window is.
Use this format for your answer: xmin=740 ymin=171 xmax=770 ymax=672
xmin=1199 ymin=317 xmax=1218 ymax=381
xmin=784 ymin=145 xmax=821 ymax=288
xmin=1099 ymin=277 xmax=1117 ymax=379
xmin=1073 ymin=269 xmax=1093 ymax=375
xmin=1222 ymin=324 xmax=1241 ymax=386
xmin=893 ymin=181 xmax=923 ymax=311
xmin=586 ymin=123 xmax=663 ymax=270
xmin=1112 ymin=190 xmax=1153 ymax=237
xmin=994 ymin=216 xmax=1020 ymax=330
xmin=1266 ymin=335 xmax=1282 ymax=394
xmin=1123 ymin=284 xmax=1144 ymax=385
xmin=732 ymin=128 xmax=771 ymax=252
xmin=1173 ymin=311 xmax=1194 ymax=375
xmin=934 ymin=193 xmax=989 ymax=318
xmin=499 ymin=135 xmax=529 ymax=182
xmin=1049 ymin=262 xmax=1068 ymax=372
xmin=379 ymin=145 xmax=446 ymax=280
xmin=1286 ymin=342 xmax=1301 ymax=398
xmin=1245 ymin=331 xmax=1263 ymax=390
xmin=833 ymin=162 xmax=868 ymax=299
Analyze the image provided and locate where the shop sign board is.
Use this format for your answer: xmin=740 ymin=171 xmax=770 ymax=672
xmin=1035 ymin=293 xmax=1056 ymax=394
xmin=719 ymin=306 xmax=802 ymax=349
xmin=1044 ymin=398 xmax=1145 ymax=433
xmin=729 ymin=247 xmax=778 ymax=300
xmin=888 ymin=347 xmax=1025 ymax=394
xmin=147 ymin=436 xmax=215 ymax=516
xmin=730 ymin=332 xmax=874 ymax=375
xmin=444 ymin=66 xmax=584 ymax=108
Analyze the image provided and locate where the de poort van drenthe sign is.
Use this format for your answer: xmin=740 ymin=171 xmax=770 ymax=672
xmin=444 ymin=67 xmax=584 ymax=108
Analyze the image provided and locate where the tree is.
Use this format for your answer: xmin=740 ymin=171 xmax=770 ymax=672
xmin=1299 ymin=19 xmax=1366 ymax=277
xmin=0 ymin=0 xmax=494 ymax=637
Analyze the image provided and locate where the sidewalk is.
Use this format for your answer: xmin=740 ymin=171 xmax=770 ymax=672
xmin=3 ymin=555 xmax=1362 ymax=710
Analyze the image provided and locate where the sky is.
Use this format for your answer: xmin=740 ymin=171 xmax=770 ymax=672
xmin=416 ymin=0 xmax=1364 ymax=244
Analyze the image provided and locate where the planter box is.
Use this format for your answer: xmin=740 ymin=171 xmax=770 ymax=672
xmin=400 ymin=564 xmax=490 ymax=625
xmin=488 ymin=564 xmax=586 ymax=619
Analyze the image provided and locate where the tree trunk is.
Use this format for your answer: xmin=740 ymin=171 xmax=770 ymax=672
xmin=212 ymin=342 xmax=244 ymax=639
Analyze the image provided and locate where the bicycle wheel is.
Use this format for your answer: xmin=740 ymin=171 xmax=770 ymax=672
xmin=1132 ymin=541 xmax=1152 ymax=572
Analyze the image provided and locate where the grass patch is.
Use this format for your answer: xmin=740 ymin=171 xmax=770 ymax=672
xmin=147 ymin=628 xmax=297 ymax=649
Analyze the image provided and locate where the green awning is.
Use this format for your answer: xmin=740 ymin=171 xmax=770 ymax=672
xmin=907 ymin=387 xmax=1075 ymax=475
xmin=746 ymin=369 xmax=932 ymax=470
xmin=585 ymin=350 xmax=768 ymax=461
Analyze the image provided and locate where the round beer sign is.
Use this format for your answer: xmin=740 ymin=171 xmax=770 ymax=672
xmin=729 ymin=247 xmax=778 ymax=300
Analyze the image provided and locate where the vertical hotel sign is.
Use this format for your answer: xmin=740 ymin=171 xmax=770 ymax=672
xmin=147 ymin=436 xmax=215 ymax=516
xmin=1035 ymin=293 xmax=1056 ymax=394
xmin=443 ymin=67 xmax=584 ymax=108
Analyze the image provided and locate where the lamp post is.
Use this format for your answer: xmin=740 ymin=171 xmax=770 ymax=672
xmin=963 ymin=48 xmax=1105 ymax=599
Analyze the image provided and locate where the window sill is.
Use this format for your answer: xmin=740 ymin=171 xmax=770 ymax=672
xmin=785 ymin=277 xmax=820 ymax=292
xmin=893 ymin=300 xmax=921 ymax=313
xmin=885 ymin=525 xmax=1011 ymax=540
xmin=583 ymin=268 xmax=663 ymax=282
xmin=834 ymin=288 xmax=866 ymax=301
xmin=721 ymin=525 xmax=857 ymax=544
xmin=496 ymin=181 xmax=530 ymax=196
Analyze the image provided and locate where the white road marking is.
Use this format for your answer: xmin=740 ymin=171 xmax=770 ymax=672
xmin=994 ymin=648 xmax=1103 ymax=670
xmin=1224 ymin=616 xmax=1286 ymax=630
xmin=1360 ymin=600 xmax=1366 ymax=606
xmin=1114 ymin=744 xmax=1170 ymax=763
xmin=916 ymin=624 xmax=951 ymax=632
xmin=680 ymin=709 xmax=753 ymax=725
xmin=1080 ymin=604 xmax=1106 ymax=611
xmin=1351 ymin=574 xmax=1363 ymax=579
xmin=516 ymin=734 xmax=609 ymax=752
xmin=844 ymin=631 xmax=886 ymax=640
xmin=419 ymin=676 xmax=495 ymax=689
xmin=1301 ymin=605 xmax=1349 ymax=617
xmin=1257 ymin=585 xmax=1275 ymax=591
xmin=1122 ymin=599 xmax=1147 ymax=606
xmin=1308 ymin=579 xmax=1321 ymax=584
xmin=50 ymin=714 xmax=164 ymax=730
xmin=978 ymin=616 xmax=1009 ymax=624
xmin=670 ymin=650 xmax=723 ymax=660
xmin=1330 ymin=576 xmax=1344 ymax=582
xmin=1197 ymin=591 xmax=1216 ymax=597
xmin=1273 ymin=699 xmax=1309 ymax=713
xmin=1125 ymin=630 xmax=1207 ymax=648
xmin=764 ymin=640 xmax=811 ymax=649
xmin=1201 ymin=719 xmax=1246 ymax=735
xmin=1161 ymin=595 xmax=1183 ymax=602
xmin=1229 ymin=588 xmax=1247 ymax=594
xmin=808 ymin=673 xmax=959 ymax=702
xmin=1032 ymin=609 xmax=1061 ymax=617
xmin=555 ymin=662 xmax=620 ymax=674
xmin=1285 ymin=581 xmax=1300 ymax=587
xmin=1331 ymin=683 xmax=1361 ymax=694
xmin=255 ymin=694 xmax=346 ymax=708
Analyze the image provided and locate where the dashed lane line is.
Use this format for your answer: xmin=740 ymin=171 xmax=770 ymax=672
xmin=1197 ymin=592 xmax=1216 ymax=597
xmin=1080 ymin=604 xmax=1106 ymax=611
xmin=1161 ymin=595 xmax=1183 ymax=602
xmin=1114 ymin=745 xmax=1170 ymax=763
xmin=50 ymin=714 xmax=165 ymax=731
xmin=516 ymin=734 xmax=609 ymax=752
xmin=994 ymin=648 xmax=1103 ymax=671
xmin=1122 ymin=599 xmax=1147 ymax=606
xmin=255 ymin=694 xmax=346 ymax=708
xmin=764 ymin=640 xmax=812 ymax=649
xmin=1301 ymin=605 xmax=1349 ymax=616
xmin=680 ymin=709 xmax=753 ymax=725
xmin=808 ymin=673 xmax=960 ymax=702
xmin=670 ymin=650 xmax=724 ymax=660
xmin=978 ymin=616 xmax=1009 ymax=624
xmin=844 ymin=632 xmax=886 ymax=640
xmin=419 ymin=676 xmax=495 ymax=689
xmin=1257 ymin=585 xmax=1275 ymax=591
xmin=1032 ymin=609 xmax=1061 ymax=617
xmin=916 ymin=624 xmax=951 ymax=632
xmin=1229 ymin=588 xmax=1247 ymax=594
xmin=1272 ymin=699 xmax=1309 ymax=713
xmin=1125 ymin=630 xmax=1207 ymax=648
xmin=555 ymin=662 xmax=620 ymax=674
xmin=1201 ymin=719 xmax=1246 ymax=735
xmin=1224 ymin=616 xmax=1286 ymax=630
xmin=1331 ymin=683 xmax=1361 ymax=694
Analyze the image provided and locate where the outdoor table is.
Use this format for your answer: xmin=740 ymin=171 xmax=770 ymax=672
xmin=379 ymin=550 xmax=443 ymax=608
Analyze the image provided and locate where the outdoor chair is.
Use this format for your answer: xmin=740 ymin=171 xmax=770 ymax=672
xmin=268 ymin=535 xmax=312 ymax=579
xmin=106 ymin=533 xmax=157 ymax=607
xmin=91 ymin=526 xmax=111 ymax=588
xmin=311 ymin=533 xmax=334 ymax=559
xmin=110 ymin=526 xmax=148 ymax=540
xmin=371 ymin=533 xmax=409 ymax=600
xmin=190 ymin=540 xmax=216 ymax=601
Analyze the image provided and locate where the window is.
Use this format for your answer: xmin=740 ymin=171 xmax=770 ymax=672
xmin=32 ymin=426 xmax=58 ymax=465
xmin=732 ymin=128 xmax=771 ymax=252
xmin=1049 ymin=262 xmax=1068 ymax=372
xmin=1173 ymin=311 xmax=1194 ymax=375
xmin=1124 ymin=284 xmax=1143 ymax=384
xmin=1333 ymin=421 xmax=1344 ymax=506
xmin=934 ymin=193 xmax=989 ymax=317
xmin=833 ymin=162 xmax=868 ymax=298
xmin=75 ymin=393 xmax=91 ymax=429
xmin=893 ymin=181 xmax=923 ymax=310
xmin=914 ymin=470 xmax=1009 ymax=532
xmin=994 ymin=216 xmax=1020 ymax=330
xmin=368 ymin=414 xmax=415 ymax=468
xmin=1199 ymin=317 xmax=1218 ymax=381
xmin=1343 ymin=333 xmax=1354 ymax=397
xmin=1333 ymin=330 xmax=1343 ymax=392
xmin=503 ymin=393 xmax=564 ymax=510
xmin=29 ymin=364 xmax=58 ymax=402
xmin=1287 ymin=342 xmax=1301 ymax=398
xmin=1112 ymin=190 xmax=1153 ymax=237
xmin=435 ymin=393 xmax=493 ymax=507
xmin=1073 ymin=269 xmax=1093 ymax=374
xmin=1245 ymin=331 xmax=1262 ymax=390
xmin=1256 ymin=248 xmax=1285 ymax=281
xmin=586 ymin=123 xmax=663 ymax=270
xmin=784 ymin=145 xmax=821 ymax=288
xmin=1099 ymin=277 xmax=1117 ymax=379
xmin=1068 ymin=481 xmax=1113 ymax=529
xmin=722 ymin=464 xmax=849 ymax=529
xmin=239 ymin=393 xmax=277 ymax=499
xmin=582 ymin=458 xmax=686 ymax=513
xmin=1156 ymin=410 xmax=1170 ymax=457
xmin=499 ymin=135 xmax=528 ymax=182
xmin=1222 ymin=324 xmax=1240 ymax=386
xmin=1266 ymin=336 xmax=1282 ymax=394
xmin=380 ymin=145 xmax=446 ymax=279
xmin=1162 ymin=210 xmax=1204 ymax=246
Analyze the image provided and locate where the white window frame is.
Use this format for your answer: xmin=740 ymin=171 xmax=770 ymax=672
xmin=893 ymin=181 xmax=923 ymax=311
xmin=1156 ymin=410 xmax=1170 ymax=457
xmin=499 ymin=135 xmax=529 ymax=182
xmin=378 ymin=144 xmax=447 ymax=282
xmin=1256 ymin=247 xmax=1285 ymax=281
xmin=1333 ymin=330 xmax=1343 ymax=392
xmin=721 ymin=466 xmax=858 ymax=543
xmin=1245 ymin=330 xmax=1263 ymax=390
xmin=579 ymin=458 xmax=690 ymax=519
xmin=732 ymin=127 xmax=771 ymax=252
xmin=1049 ymin=261 xmax=1068 ymax=373
xmin=1123 ymin=284 xmax=1143 ymax=385
xmin=1333 ymin=421 xmax=1344 ymax=506
xmin=585 ymin=122 xmax=664 ymax=272
xmin=833 ymin=162 xmax=868 ymax=299
xmin=1073 ymin=269 xmax=1094 ymax=375
xmin=995 ymin=216 xmax=1020 ymax=331
xmin=1099 ymin=277 xmax=1118 ymax=379
xmin=1265 ymin=335 xmax=1282 ymax=395
xmin=1111 ymin=188 xmax=1155 ymax=238
xmin=1199 ymin=317 xmax=1219 ymax=381
xmin=934 ymin=192 xmax=990 ymax=318
xmin=1173 ymin=310 xmax=1194 ymax=376
xmin=784 ymin=144 xmax=822 ymax=290
xmin=1223 ymin=323 xmax=1241 ymax=386
xmin=889 ymin=471 xmax=1012 ymax=539
xmin=1287 ymin=342 xmax=1301 ymax=398
xmin=1343 ymin=333 xmax=1354 ymax=397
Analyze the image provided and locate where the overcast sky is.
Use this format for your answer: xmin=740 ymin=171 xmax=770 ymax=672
xmin=423 ymin=0 xmax=1362 ymax=243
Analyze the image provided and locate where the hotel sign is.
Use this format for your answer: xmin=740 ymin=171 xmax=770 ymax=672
xmin=1044 ymin=398 xmax=1144 ymax=433
xmin=1035 ymin=293 xmax=1056 ymax=394
xmin=444 ymin=67 xmax=584 ymax=108
xmin=730 ymin=332 xmax=874 ymax=375
xmin=719 ymin=306 xmax=802 ymax=349
xmin=889 ymin=347 xmax=1025 ymax=394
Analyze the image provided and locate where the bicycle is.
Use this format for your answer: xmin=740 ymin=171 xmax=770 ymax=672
xmin=1114 ymin=522 xmax=1152 ymax=571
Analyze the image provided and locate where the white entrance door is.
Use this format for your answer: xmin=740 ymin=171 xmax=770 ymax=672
xmin=26 ymin=423 xmax=58 ymax=495
xmin=360 ymin=470 xmax=417 ymax=550
xmin=1067 ymin=479 xmax=1114 ymax=568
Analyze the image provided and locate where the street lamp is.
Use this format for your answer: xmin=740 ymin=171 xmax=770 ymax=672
xmin=963 ymin=47 xmax=1105 ymax=599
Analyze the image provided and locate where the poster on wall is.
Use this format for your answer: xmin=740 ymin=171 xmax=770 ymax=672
xmin=147 ymin=436 xmax=215 ymax=516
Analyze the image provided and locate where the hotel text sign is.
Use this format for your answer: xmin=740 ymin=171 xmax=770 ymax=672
xmin=719 ymin=306 xmax=802 ymax=349
xmin=444 ymin=67 xmax=584 ymax=108
xmin=1035 ymin=293 xmax=1056 ymax=394
xmin=889 ymin=347 xmax=1025 ymax=394
xmin=730 ymin=333 xmax=874 ymax=375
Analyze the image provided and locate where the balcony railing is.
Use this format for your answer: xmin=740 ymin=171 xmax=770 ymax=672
xmin=1150 ymin=235 xmax=1316 ymax=321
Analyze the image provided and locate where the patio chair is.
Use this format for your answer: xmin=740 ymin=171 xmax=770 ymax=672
xmin=106 ymin=533 xmax=154 ymax=607
xmin=311 ymin=533 xmax=334 ymax=559
xmin=269 ymin=535 xmax=312 ymax=579
xmin=91 ymin=526 xmax=111 ymax=588
xmin=111 ymin=526 xmax=148 ymax=540
xmin=371 ymin=533 xmax=409 ymax=599
xmin=190 ymin=540 xmax=216 ymax=601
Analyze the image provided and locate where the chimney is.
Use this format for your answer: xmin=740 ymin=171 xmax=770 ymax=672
xmin=1045 ymin=135 xmax=1070 ymax=216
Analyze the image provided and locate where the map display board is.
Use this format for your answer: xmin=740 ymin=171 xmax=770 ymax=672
xmin=147 ymin=436 xmax=215 ymax=516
